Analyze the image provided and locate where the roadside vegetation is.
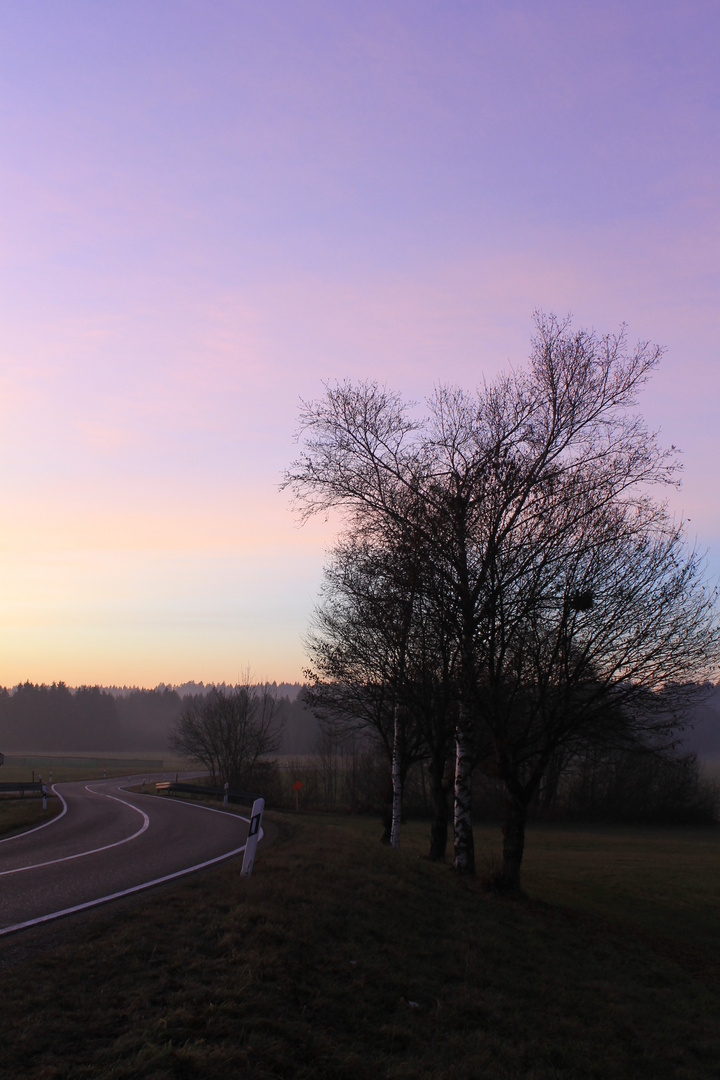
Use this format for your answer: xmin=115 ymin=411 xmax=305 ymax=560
xmin=1 ymin=812 xmax=719 ymax=1079
xmin=0 ymin=797 xmax=61 ymax=838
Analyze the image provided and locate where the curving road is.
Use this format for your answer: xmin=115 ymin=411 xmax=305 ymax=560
xmin=0 ymin=776 xmax=252 ymax=937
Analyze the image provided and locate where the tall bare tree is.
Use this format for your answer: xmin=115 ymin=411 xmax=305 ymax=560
xmin=285 ymin=313 xmax=717 ymax=878
xmin=475 ymin=494 xmax=719 ymax=890
xmin=305 ymin=537 xmax=429 ymax=846
xmin=305 ymin=535 xmax=459 ymax=856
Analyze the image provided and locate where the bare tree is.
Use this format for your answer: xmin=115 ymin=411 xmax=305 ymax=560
xmin=285 ymin=313 xmax=717 ymax=880
xmin=305 ymin=537 xmax=430 ymax=845
xmin=305 ymin=535 xmax=459 ymax=855
xmin=476 ymin=497 xmax=719 ymax=890
xmin=170 ymin=679 xmax=285 ymax=790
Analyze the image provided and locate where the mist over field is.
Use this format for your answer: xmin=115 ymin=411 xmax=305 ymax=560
xmin=0 ymin=679 xmax=718 ymax=763
xmin=0 ymin=680 xmax=319 ymax=756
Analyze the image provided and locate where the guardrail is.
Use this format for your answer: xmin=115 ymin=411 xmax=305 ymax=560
xmin=154 ymin=781 xmax=264 ymax=877
xmin=0 ymin=781 xmax=49 ymax=808
xmin=155 ymin=781 xmax=259 ymax=803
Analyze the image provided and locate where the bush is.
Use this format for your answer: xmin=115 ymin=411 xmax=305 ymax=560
xmin=538 ymin=747 xmax=719 ymax=826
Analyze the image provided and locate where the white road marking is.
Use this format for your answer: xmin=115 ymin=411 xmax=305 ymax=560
xmin=0 ymin=785 xmax=69 ymax=845
xmin=124 ymin=785 xmax=263 ymax=840
xmin=0 ymin=787 xmax=149 ymax=877
xmin=0 ymin=782 xmax=263 ymax=937
xmin=0 ymin=838 xmax=250 ymax=937
xmin=0 ymin=771 xmax=180 ymax=847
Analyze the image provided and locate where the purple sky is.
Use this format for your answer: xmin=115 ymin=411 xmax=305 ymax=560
xmin=0 ymin=1 xmax=717 ymax=685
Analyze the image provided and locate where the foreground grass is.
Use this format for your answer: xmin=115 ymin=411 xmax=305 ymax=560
xmin=0 ymin=797 xmax=62 ymax=837
xmin=1 ymin=814 xmax=719 ymax=1079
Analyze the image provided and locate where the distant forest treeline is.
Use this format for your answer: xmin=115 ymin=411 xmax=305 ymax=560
xmin=0 ymin=681 xmax=321 ymax=755
xmin=0 ymin=680 xmax=719 ymax=760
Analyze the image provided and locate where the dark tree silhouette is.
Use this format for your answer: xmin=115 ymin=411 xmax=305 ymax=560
xmin=170 ymin=680 xmax=285 ymax=789
xmin=305 ymin=536 xmax=458 ymax=856
xmin=285 ymin=313 xmax=720 ymax=886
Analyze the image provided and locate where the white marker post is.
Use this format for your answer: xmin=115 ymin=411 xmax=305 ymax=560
xmin=240 ymin=798 xmax=264 ymax=877
xmin=42 ymin=784 xmax=47 ymax=810
xmin=224 ymin=782 xmax=229 ymax=806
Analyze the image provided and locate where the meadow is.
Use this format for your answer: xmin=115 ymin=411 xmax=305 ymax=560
xmin=0 ymin=805 xmax=718 ymax=1079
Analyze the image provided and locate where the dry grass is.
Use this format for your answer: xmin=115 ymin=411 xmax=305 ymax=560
xmin=0 ymin=797 xmax=62 ymax=838
xmin=0 ymin=813 xmax=718 ymax=1078
xmin=0 ymin=764 xmax=173 ymax=785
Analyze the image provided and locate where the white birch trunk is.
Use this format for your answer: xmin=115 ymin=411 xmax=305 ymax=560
xmin=390 ymin=701 xmax=403 ymax=849
xmin=453 ymin=706 xmax=475 ymax=873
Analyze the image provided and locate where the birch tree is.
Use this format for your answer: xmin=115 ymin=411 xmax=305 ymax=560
xmin=305 ymin=537 xmax=432 ymax=848
xmin=285 ymin=312 xmax=709 ymax=875
xmin=305 ymin=535 xmax=459 ymax=857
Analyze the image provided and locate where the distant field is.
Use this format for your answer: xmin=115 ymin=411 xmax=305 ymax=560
xmin=4 ymin=753 xmax=165 ymax=769
xmin=511 ymin=821 xmax=720 ymax=957
xmin=0 ymin=813 xmax=718 ymax=1078
xmin=0 ymin=755 xmax=188 ymax=785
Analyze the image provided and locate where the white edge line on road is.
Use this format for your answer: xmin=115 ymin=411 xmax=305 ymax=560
xmin=0 ymin=780 xmax=264 ymax=936
xmin=0 ymin=837 xmax=250 ymax=938
xmin=120 ymin=785 xmax=264 ymax=843
xmin=118 ymin=786 xmax=264 ymax=842
xmin=117 ymin=783 xmax=263 ymax=843
xmin=0 ymin=788 xmax=150 ymax=878
xmin=0 ymin=771 xmax=183 ymax=847
xmin=0 ymin=785 xmax=69 ymax=845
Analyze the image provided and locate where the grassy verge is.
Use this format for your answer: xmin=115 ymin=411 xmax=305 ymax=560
xmin=1 ymin=815 xmax=719 ymax=1078
xmin=519 ymin=823 xmax=720 ymax=960
xmin=0 ymin=797 xmax=62 ymax=838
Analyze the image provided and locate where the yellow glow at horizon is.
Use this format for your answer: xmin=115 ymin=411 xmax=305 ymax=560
xmin=0 ymin=491 xmax=335 ymax=687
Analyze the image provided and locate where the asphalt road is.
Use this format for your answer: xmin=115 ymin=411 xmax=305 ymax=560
xmin=0 ymin=776 xmax=252 ymax=937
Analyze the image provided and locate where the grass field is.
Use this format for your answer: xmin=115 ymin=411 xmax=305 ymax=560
xmin=0 ymin=796 xmax=62 ymax=837
xmin=0 ymin=755 xmax=184 ymax=783
xmin=0 ymin=811 xmax=718 ymax=1078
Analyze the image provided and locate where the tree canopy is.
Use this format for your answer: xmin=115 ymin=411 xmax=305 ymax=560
xmin=286 ymin=313 xmax=720 ymax=890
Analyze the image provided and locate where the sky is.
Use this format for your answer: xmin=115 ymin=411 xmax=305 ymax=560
xmin=0 ymin=0 xmax=717 ymax=687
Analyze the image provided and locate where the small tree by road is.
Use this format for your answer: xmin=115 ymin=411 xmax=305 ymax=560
xmin=170 ymin=681 xmax=285 ymax=790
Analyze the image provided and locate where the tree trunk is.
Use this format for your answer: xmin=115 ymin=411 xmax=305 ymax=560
xmin=428 ymin=755 xmax=450 ymax=861
xmin=540 ymin=751 xmax=563 ymax=812
xmin=453 ymin=709 xmax=475 ymax=873
xmin=390 ymin=702 xmax=403 ymax=849
xmin=500 ymin=789 xmax=528 ymax=893
xmin=380 ymin=773 xmax=393 ymax=844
